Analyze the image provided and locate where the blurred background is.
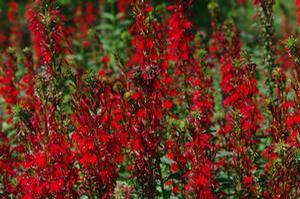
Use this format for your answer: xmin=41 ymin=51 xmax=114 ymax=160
xmin=0 ymin=0 xmax=298 ymax=73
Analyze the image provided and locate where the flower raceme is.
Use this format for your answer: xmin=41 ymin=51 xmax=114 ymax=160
xmin=296 ymin=0 xmax=300 ymax=26
xmin=26 ymin=2 xmax=68 ymax=74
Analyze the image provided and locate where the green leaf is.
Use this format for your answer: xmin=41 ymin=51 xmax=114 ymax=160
xmin=101 ymin=12 xmax=116 ymax=22
xmin=160 ymin=156 xmax=174 ymax=165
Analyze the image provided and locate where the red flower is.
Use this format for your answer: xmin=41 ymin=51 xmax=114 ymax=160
xmin=162 ymin=100 xmax=173 ymax=109
xmin=101 ymin=55 xmax=110 ymax=67
xmin=171 ymin=163 xmax=179 ymax=173
xmin=194 ymin=175 xmax=208 ymax=187
xmin=243 ymin=176 xmax=253 ymax=187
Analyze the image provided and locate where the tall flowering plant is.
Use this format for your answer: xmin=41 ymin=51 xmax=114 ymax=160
xmin=166 ymin=1 xmax=216 ymax=197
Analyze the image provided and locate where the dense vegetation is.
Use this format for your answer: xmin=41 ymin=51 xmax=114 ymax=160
xmin=0 ymin=0 xmax=299 ymax=198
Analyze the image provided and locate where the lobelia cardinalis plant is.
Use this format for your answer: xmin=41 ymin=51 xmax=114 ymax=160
xmin=165 ymin=1 xmax=216 ymax=198
xmin=125 ymin=1 xmax=168 ymax=197
xmin=208 ymin=2 xmax=262 ymax=196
